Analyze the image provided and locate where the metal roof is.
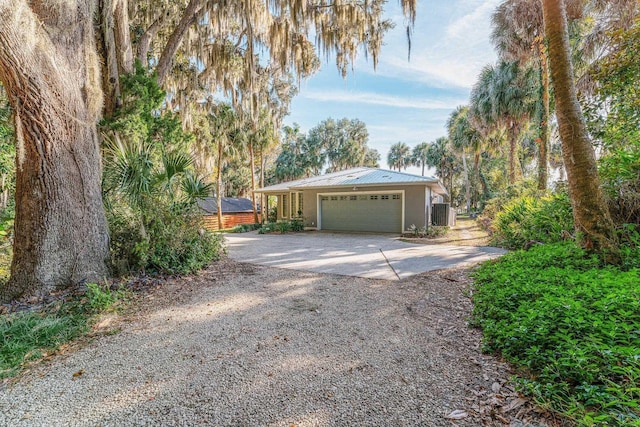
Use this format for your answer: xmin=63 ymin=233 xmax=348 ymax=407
xmin=197 ymin=197 xmax=258 ymax=214
xmin=257 ymin=167 xmax=448 ymax=194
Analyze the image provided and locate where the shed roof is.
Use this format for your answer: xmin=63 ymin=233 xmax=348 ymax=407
xmin=256 ymin=167 xmax=448 ymax=195
xmin=198 ymin=197 xmax=258 ymax=214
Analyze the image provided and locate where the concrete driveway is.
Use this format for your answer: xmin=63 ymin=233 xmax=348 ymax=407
xmin=225 ymin=231 xmax=506 ymax=281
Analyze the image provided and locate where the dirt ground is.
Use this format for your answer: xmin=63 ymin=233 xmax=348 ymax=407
xmin=401 ymin=217 xmax=492 ymax=247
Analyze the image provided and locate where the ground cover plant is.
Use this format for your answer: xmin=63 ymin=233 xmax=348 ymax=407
xmin=0 ymin=284 xmax=128 ymax=378
xmin=471 ymin=242 xmax=640 ymax=425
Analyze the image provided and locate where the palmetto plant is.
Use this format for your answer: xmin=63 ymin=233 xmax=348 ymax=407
xmin=103 ymin=135 xmax=212 ymax=216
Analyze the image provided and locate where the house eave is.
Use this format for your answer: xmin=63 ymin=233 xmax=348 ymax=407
xmin=256 ymin=181 xmax=447 ymax=195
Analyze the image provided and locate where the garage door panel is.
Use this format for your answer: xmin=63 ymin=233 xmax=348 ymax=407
xmin=321 ymin=193 xmax=402 ymax=233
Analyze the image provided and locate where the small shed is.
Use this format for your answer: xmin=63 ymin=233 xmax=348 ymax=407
xmin=198 ymin=197 xmax=260 ymax=230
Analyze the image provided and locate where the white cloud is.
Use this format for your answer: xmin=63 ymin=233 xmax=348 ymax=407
xmin=447 ymin=0 xmax=502 ymax=40
xmin=300 ymin=90 xmax=466 ymax=110
xmin=355 ymin=0 xmax=500 ymax=89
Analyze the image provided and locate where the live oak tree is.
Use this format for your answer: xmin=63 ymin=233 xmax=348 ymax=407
xmin=0 ymin=0 xmax=417 ymax=300
xmin=0 ymin=2 xmax=110 ymax=301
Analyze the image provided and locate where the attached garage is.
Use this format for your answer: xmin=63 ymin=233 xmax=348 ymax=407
xmin=320 ymin=192 xmax=403 ymax=233
xmin=255 ymin=167 xmax=448 ymax=234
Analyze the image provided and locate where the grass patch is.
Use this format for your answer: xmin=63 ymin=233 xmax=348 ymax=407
xmin=471 ymin=242 xmax=640 ymax=426
xmin=0 ymin=283 xmax=129 ymax=379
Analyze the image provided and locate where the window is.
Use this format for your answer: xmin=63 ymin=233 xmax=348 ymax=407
xmin=330 ymin=196 xmax=338 ymax=201
xmin=370 ymin=195 xmax=378 ymax=200
xmin=297 ymin=193 xmax=304 ymax=216
xmin=381 ymin=195 xmax=390 ymax=200
xmin=359 ymin=195 xmax=368 ymax=200
xmin=349 ymin=195 xmax=357 ymax=201
xmin=339 ymin=196 xmax=348 ymax=201
xmin=392 ymin=194 xmax=401 ymax=200
xmin=281 ymin=194 xmax=288 ymax=218
xmin=321 ymin=196 xmax=329 ymax=201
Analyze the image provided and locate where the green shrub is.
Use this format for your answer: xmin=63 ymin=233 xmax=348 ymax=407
xmin=491 ymin=191 xmax=574 ymax=249
xmin=232 ymin=223 xmax=261 ymax=233
xmin=85 ymin=283 xmax=128 ymax=312
xmin=275 ymin=221 xmax=292 ymax=234
xmin=472 ymin=242 xmax=640 ymax=425
xmin=619 ymin=223 xmax=640 ymax=270
xmin=290 ymin=218 xmax=304 ymax=232
xmin=108 ymin=203 xmax=225 ymax=275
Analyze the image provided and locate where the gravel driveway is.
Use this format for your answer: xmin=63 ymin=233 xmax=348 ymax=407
xmin=0 ymin=260 xmax=555 ymax=426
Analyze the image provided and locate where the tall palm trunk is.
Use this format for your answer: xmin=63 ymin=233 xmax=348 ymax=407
xmin=216 ymin=139 xmax=224 ymax=230
xmin=248 ymin=140 xmax=259 ymax=223
xmin=542 ymin=0 xmax=617 ymax=254
xmin=0 ymin=1 xmax=109 ymax=301
xmin=260 ymin=146 xmax=266 ymax=224
xmin=537 ymin=37 xmax=550 ymax=190
xmin=507 ymin=122 xmax=518 ymax=185
xmin=462 ymin=154 xmax=471 ymax=213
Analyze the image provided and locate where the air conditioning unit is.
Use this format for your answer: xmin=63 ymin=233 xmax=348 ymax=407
xmin=432 ymin=203 xmax=450 ymax=226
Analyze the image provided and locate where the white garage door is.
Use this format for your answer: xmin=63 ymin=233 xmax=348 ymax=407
xmin=320 ymin=193 xmax=402 ymax=233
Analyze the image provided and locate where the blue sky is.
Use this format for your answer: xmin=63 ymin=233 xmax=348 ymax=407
xmin=283 ymin=0 xmax=501 ymax=175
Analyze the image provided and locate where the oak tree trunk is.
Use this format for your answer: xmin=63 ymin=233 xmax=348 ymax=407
xmin=0 ymin=1 xmax=110 ymax=301
xmin=542 ymin=0 xmax=617 ymax=253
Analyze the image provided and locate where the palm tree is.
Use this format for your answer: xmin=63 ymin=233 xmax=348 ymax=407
xmin=387 ymin=142 xmax=411 ymax=171
xmin=411 ymin=142 xmax=430 ymax=176
xmin=541 ymin=0 xmax=617 ymax=253
xmin=448 ymin=106 xmax=482 ymax=213
xmin=425 ymin=137 xmax=456 ymax=199
xmin=470 ymin=61 xmax=536 ymax=185
xmin=492 ymin=0 xmax=550 ymax=190
xmin=209 ymin=103 xmax=240 ymax=230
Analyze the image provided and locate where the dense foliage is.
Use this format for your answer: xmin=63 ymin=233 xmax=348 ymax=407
xmin=472 ymin=243 xmax=640 ymax=425
xmin=586 ymin=19 xmax=640 ymax=225
xmin=274 ymin=119 xmax=379 ymax=181
xmin=484 ymin=189 xmax=574 ymax=249
xmin=101 ymin=65 xmax=223 ymax=275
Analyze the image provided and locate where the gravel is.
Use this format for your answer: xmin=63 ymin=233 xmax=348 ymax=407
xmin=0 ymin=260 xmax=563 ymax=427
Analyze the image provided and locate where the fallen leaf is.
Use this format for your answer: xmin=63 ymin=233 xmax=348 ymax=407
xmin=72 ymin=369 xmax=85 ymax=379
xmin=491 ymin=382 xmax=501 ymax=393
xmin=445 ymin=409 xmax=468 ymax=419
xmin=501 ymin=397 xmax=527 ymax=413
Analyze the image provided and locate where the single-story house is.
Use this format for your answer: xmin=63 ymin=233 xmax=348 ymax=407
xmin=198 ymin=197 xmax=261 ymax=230
xmin=255 ymin=167 xmax=448 ymax=233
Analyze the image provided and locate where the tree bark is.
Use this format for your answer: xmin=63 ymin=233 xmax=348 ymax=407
xmin=462 ymin=154 xmax=470 ymax=213
xmin=155 ymin=0 xmax=204 ymax=85
xmin=537 ymin=37 xmax=550 ymax=190
xmin=507 ymin=122 xmax=518 ymax=185
xmin=0 ymin=1 xmax=109 ymax=301
xmin=248 ymin=140 xmax=259 ymax=224
xmin=137 ymin=16 xmax=165 ymax=68
xmin=97 ymin=0 xmax=133 ymax=116
xmin=542 ymin=0 xmax=617 ymax=253
xmin=216 ymin=139 xmax=224 ymax=230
